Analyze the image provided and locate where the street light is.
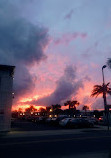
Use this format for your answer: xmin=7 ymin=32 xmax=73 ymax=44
xmin=102 ymin=65 xmax=107 ymax=85
xmin=102 ymin=65 xmax=109 ymax=130
xmin=102 ymin=65 xmax=107 ymax=111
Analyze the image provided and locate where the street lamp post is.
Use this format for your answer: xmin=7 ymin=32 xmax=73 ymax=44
xmin=102 ymin=65 xmax=107 ymax=110
xmin=102 ymin=65 xmax=109 ymax=130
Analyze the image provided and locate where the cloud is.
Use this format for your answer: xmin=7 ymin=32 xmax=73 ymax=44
xmin=91 ymin=98 xmax=104 ymax=110
xmin=26 ymin=65 xmax=84 ymax=106
xmin=0 ymin=0 xmax=49 ymax=99
xmin=54 ymin=33 xmax=87 ymax=46
xmin=64 ymin=9 xmax=74 ymax=20
xmin=90 ymin=95 xmax=111 ymax=110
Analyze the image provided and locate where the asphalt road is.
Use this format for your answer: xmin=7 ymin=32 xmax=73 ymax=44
xmin=11 ymin=119 xmax=63 ymax=131
xmin=0 ymin=130 xmax=111 ymax=158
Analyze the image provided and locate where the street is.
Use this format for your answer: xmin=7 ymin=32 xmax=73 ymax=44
xmin=0 ymin=128 xmax=111 ymax=158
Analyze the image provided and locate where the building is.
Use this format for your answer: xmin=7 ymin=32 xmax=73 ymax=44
xmin=0 ymin=65 xmax=15 ymax=132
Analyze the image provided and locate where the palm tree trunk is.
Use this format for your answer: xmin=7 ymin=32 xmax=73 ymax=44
xmin=103 ymin=87 xmax=109 ymax=130
xmin=103 ymin=94 xmax=107 ymax=112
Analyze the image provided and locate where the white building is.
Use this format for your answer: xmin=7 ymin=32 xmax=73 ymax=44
xmin=0 ymin=65 xmax=15 ymax=132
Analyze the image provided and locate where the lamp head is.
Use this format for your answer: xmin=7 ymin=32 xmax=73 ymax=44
xmin=102 ymin=65 xmax=107 ymax=69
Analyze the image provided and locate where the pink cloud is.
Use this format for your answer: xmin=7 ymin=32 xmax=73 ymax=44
xmin=54 ymin=32 xmax=87 ymax=46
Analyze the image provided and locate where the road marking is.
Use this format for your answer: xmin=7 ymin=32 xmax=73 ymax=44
xmin=0 ymin=135 xmax=111 ymax=146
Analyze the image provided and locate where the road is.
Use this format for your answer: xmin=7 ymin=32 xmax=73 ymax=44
xmin=0 ymin=129 xmax=111 ymax=158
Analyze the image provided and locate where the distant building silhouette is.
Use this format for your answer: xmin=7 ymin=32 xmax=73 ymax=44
xmin=0 ymin=65 xmax=15 ymax=132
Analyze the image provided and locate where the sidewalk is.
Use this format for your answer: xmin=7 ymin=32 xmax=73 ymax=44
xmin=1 ymin=125 xmax=111 ymax=138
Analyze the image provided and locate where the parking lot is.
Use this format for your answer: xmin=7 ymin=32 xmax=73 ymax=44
xmin=11 ymin=118 xmax=63 ymax=131
xmin=11 ymin=115 xmax=100 ymax=132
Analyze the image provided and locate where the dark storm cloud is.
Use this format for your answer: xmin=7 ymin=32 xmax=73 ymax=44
xmin=0 ymin=2 xmax=48 ymax=64
xmin=0 ymin=0 xmax=49 ymax=98
xmin=0 ymin=18 xmax=48 ymax=64
xmin=13 ymin=66 xmax=35 ymax=97
xmin=27 ymin=65 xmax=84 ymax=106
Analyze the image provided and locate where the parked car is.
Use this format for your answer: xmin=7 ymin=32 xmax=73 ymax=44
xmin=54 ymin=115 xmax=68 ymax=125
xmin=69 ymin=118 xmax=94 ymax=128
xmin=98 ymin=116 xmax=104 ymax=125
xmin=38 ymin=116 xmax=46 ymax=123
xmin=45 ymin=117 xmax=52 ymax=123
xmin=98 ymin=116 xmax=103 ymax=122
xmin=34 ymin=117 xmax=39 ymax=123
xmin=59 ymin=118 xmax=73 ymax=127
xmin=88 ymin=117 xmax=99 ymax=124
xmin=68 ymin=118 xmax=80 ymax=128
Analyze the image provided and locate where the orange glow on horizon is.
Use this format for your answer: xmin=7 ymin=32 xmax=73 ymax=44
xmin=12 ymin=80 xmax=104 ymax=111
xmin=20 ymin=95 xmax=40 ymax=103
xmin=12 ymin=90 xmax=53 ymax=112
xmin=61 ymin=105 xmax=69 ymax=110
xmin=12 ymin=104 xmax=46 ymax=112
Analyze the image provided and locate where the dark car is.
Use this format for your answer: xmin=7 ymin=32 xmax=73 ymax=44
xmin=87 ymin=117 xmax=99 ymax=124
xmin=59 ymin=118 xmax=73 ymax=127
xmin=68 ymin=118 xmax=80 ymax=128
xmin=54 ymin=115 xmax=68 ymax=125
xmin=69 ymin=118 xmax=94 ymax=128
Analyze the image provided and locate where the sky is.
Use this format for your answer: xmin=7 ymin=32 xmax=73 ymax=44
xmin=1 ymin=0 xmax=111 ymax=111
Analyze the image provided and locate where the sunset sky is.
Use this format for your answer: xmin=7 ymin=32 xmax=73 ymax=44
xmin=1 ymin=0 xmax=111 ymax=111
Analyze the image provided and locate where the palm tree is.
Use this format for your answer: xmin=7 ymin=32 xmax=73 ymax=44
xmin=91 ymin=82 xmax=111 ymax=98
xmin=71 ymin=101 xmax=79 ymax=109
xmin=91 ymin=82 xmax=111 ymax=112
xmin=64 ymin=100 xmax=79 ymax=110
xmin=51 ymin=104 xmax=61 ymax=116
xmin=82 ymin=105 xmax=89 ymax=115
xmin=51 ymin=104 xmax=61 ymax=110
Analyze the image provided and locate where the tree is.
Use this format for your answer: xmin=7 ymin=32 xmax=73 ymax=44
xmin=39 ymin=108 xmax=46 ymax=113
xmin=51 ymin=104 xmax=61 ymax=110
xmin=91 ymin=83 xmax=111 ymax=98
xmin=51 ymin=104 xmax=61 ymax=116
xmin=18 ymin=108 xmax=23 ymax=113
xmin=39 ymin=108 xmax=46 ymax=116
xmin=91 ymin=82 xmax=111 ymax=120
xmin=25 ymin=105 xmax=37 ymax=113
xmin=46 ymin=106 xmax=51 ymax=113
xmin=82 ymin=105 xmax=89 ymax=114
xmin=12 ymin=110 xmax=18 ymax=118
xmin=64 ymin=100 xmax=79 ymax=110
xmin=71 ymin=101 xmax=79 ymax=109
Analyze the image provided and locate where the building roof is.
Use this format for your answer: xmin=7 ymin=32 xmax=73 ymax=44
xmin=0 ymin=65 xmax=15 ymax=76
xmin=0 ymin=65 xmax=15 ymax=71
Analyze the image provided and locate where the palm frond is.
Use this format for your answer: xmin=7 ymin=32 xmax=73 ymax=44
xmin=91 ymin=83 xmax=110 ymax=98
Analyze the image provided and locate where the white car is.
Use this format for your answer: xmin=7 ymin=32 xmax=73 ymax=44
xmin=59 ymin=118 xmax=72 ymax=127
